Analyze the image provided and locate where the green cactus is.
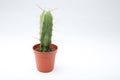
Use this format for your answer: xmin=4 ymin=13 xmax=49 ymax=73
xmin=39 ymin=10 xmax=53 ymax=52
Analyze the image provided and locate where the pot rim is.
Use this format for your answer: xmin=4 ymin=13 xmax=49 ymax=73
xmin=33 ymin=43 xmax=58 ymax=54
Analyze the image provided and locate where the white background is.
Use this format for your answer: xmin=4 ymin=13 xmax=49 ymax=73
xmin=0 ymin=0 xmax=120 ymax=80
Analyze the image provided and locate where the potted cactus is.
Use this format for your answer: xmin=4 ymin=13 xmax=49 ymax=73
xmin=33 ymin=10 xmax=58 ymax=73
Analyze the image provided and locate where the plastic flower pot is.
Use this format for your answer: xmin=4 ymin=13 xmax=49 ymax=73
xmin=33 ymin=43 xmax=58 ymax=72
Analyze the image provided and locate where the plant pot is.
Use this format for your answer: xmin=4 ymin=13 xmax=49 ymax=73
xmin=33 ymin=43 xmax=58 ymax=73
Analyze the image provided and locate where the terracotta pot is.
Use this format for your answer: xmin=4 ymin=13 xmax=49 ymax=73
xmin=33 ymin=44 xmax=58 ymax=73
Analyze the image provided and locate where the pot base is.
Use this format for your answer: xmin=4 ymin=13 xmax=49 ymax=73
xmin=37 ymin=68 xmax=53 ymax=73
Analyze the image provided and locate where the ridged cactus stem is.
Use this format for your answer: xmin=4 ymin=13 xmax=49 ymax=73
xmin=40 ymin=10 xmax=53 ymax=52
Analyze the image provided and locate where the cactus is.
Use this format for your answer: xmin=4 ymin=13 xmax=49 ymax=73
xmin=39 ymin=10 xmax=53 ymax=52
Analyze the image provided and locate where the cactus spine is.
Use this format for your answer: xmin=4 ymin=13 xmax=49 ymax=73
xmin=40 ymin=10 xmax=53 ymax=52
